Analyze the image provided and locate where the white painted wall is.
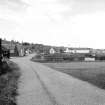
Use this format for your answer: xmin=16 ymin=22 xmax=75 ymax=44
xmin=85 ymin=57 xmax=95 ymax=61
xmin=65 ymin=48 xmax=90 ymax=54
xmin=75 ymin=50 xmax=90 ymax=53
xmin=49 ymin=48 xmax=55 ymax=54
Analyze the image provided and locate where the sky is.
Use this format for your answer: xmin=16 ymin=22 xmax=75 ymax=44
xmin=0 ymin=0 xmax=105 ymax=49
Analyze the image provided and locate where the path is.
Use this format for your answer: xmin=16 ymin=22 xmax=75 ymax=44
xmin=11 ymin=54 xmax=105 ymax=105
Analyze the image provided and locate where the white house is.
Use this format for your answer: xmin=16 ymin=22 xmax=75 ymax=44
xmin=64 ymin=47 xmax=91 ymax=54
xmin=84 ymin=57 xmax=95 ymax=61
xmin=75 ymin=48 xmax=90 ymax=54
xmin=64 ymin=48 xmax=70 ymax=53
xmin=49 ymin=48 xmax=56 ymax=54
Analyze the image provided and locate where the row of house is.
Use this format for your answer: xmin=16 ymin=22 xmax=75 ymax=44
xmin=49 ymin=47 xmax=105 ymax=55
xmin=64 ymin=48 xmax=91 ymax=54
xmin=49 ymin=47 xmax=105 ymax=61
xmin=49 ymin=47 xmax=91 ymax=54
xmin=2 ymin=43 xmax=25 ymax=57
xmin=2 ymin=39 xmax=34 ymax=57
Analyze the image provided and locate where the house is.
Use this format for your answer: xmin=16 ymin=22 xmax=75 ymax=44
xmin=91 ymin=49 xmax=105 ymax=60
xmin=17 ymin=45 xmax=25 ymax=57
xmin=2 ymin=44 xmax=25 ymax=57
xmin=84 ymin=57 xmax=95 ymax=61
xmin=64 ymin=47 xmax=91 ymax=54
xmin=65 ymin=48 xmax=70 ymax=53
xmin=49 ymin=48 xmax=56 ymax=54
xmin=74 ymin=48 xmax=90 ymax=54
xmin=91 ymin=49 xmax=105 ymax=56
xmin=25 ymin=49 xmax=31 ymax=55
xmin=95 ymin=49 xmax=105 ymax=55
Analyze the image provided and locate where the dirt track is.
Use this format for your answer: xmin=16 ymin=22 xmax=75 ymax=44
xmin=11 ymin=54 xmax=105 ymax=105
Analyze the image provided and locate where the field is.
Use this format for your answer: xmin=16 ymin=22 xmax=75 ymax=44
xmin=43 ymin=62 xmax=105 ymax=90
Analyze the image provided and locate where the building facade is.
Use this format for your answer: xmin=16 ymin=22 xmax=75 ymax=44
xmin=65 ymin=47 xmax=91 ymax=54
xmin=49 ymin=48 xmax=56 ymax=54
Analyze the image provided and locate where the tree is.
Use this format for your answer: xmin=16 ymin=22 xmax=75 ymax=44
xmin=22 ymin=42 xmax=30 ymax=46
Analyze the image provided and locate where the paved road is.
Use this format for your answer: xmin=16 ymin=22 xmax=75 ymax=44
xmin=11 ymin=54 xmax=105 ymax=105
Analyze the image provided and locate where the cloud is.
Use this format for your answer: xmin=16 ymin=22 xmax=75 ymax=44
xmin=1 ymin=0 xmax=105 ymax=49
xmin=38 ymin=0 xmax=105 ymax=23
xmin=0 ymin=0 xmax=28 ymax=12
xmin=0 ymin=18 xmax=19 ymax=40
xmin=0 ymin=0 xmax=29 ymax=25
xmin=0 ymin=18 xmax=18 ymax=29
xmin=58 ymin=0 xmax=105 ymax=16
xmin=0 ymin=0 xmax=28 ymax=39
xmin=32 ymin=0 xmax=71 ymax=23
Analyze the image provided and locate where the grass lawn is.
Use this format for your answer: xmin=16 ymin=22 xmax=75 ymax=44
xmin=43 ymin=62 xmax=105 ymax=89
xmin=0 ymin=61 xmax=20 ymax=105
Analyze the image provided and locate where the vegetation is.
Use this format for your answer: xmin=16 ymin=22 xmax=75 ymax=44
xmin=32 ymin=53 xmax=86 ymax=63
xmin=43 ymin=62 xmax=105 ymax=90
xmin=2 ymin=38 xmax=63 ymax=54
xmin=0 ymin=61 xmax=20 ymax=105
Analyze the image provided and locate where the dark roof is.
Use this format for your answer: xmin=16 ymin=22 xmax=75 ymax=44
xmin=66 ymin=47 xmax=91 ymax=50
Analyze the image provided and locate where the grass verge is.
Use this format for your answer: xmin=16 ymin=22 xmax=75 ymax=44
xmin=0 ymin=61 xmax=20 ymax=105
xmin=43 ymin=62 xmax=105 ymax=90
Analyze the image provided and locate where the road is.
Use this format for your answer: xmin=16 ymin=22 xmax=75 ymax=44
xmin=11 ymin=54 xmax=105 ymax=105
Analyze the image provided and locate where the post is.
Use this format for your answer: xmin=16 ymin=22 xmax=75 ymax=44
xmin=0 ymin=38 xmax=2 ymax=68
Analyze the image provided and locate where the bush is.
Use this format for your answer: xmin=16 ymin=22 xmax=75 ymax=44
xmin=0 ymin=61 xmax=20 ymax=105
xmin=32 ymin=53 xmax=86 ymax=62
xmin=44 ymin=53 xmax=64 ymax=61
xmin=0 ymin=61 xmax=12 ymax=75
xmin=43 ymin=53 xmax=85 ymax=62
xmin=35 ymin=54 xmax=42 ymax=59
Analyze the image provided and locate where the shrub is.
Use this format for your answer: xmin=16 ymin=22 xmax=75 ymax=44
xmin=0 ymin=61 xmax=20 ymax=105
xmin=43 ymin=53 xmax=85 ymax=62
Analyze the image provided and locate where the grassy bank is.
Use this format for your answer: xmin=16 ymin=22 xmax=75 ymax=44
xmin=43 ymin=62 xmax=105 ymax=90
xmin=0 ymin=61 xmax=20 ymax=105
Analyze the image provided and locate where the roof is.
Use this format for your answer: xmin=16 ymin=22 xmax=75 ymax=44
xmin=2 ymin=44 xmax=24 ymax=51
xmin=2 ymin=46 xmax=9 ymax=51
xmin=66 ymin=47 xmax=91 ymax=50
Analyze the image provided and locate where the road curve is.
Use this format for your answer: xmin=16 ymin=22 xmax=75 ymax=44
xmin=11 ymin=54 xmax=105 ymax=105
